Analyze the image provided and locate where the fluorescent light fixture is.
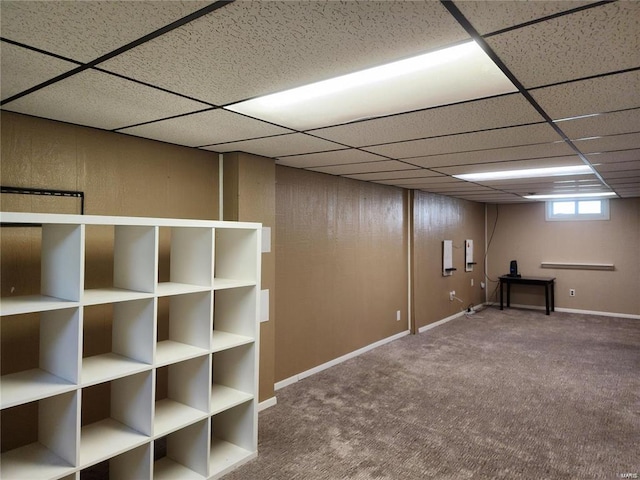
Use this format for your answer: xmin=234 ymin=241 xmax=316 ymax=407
xmin=226 ymin=40 xmax=517 ymax=130
xmin=453 ymin=165 xmax=593 ymax=182
xmin=524 ymin=192 xmax=617 ymax=200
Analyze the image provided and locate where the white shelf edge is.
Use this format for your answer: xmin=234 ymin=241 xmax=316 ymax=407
xmin=153 ymin=456 xmax=207 ymax=480
xmin=0 ymin=442 xmax=75 ymax=480
xmin=155 ymin=341 xmax=210 ymax=367
xmin=82 ymin=288 xmax=154 ymax=305
xmin=156 ymin=282 xmax=211 ymax=297
xmin=211 ymin=331 xmax=254 ymax=353
xmin=212 ymin=279 xmax=256 ymax=290
xmin=209 ymin=439 xmax=256 ymax=479
xmin=210 ymin=384 xmax=253 ymax=416
xmin=153 ymin=398 xmax=209 ymax=438
xmin=0 ymin=211 xmax=261 ymax=230
xmin=79 ymin=418 xmax=149 ymax=468
xmin=0 ymin=368 xmax=77 ymax=409
xmin=81 ymin=353 xmax=151 ymax=386
xmin=0 ymin=295 xmax=79 ymax=316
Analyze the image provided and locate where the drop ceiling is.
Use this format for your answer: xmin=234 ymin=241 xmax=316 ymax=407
xmin=1 ymin=0 xmax=639 ymax=203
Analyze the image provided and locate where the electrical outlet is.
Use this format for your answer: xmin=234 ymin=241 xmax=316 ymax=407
xmin=471 ymin=278 xmax=474 ymax=287
xmin=449 ymin=290 xmax=455 ymax=301
xmin=569 ymin=288 xmax=576 ymax=297
xmin=396 ymin=310 xmax=401 ymax=321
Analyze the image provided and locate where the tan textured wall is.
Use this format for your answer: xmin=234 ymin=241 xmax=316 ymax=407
xmin=275 ymin=166 xmax=408 ymax=382
xmin=486 ymin=199 xmax=640 ymax=315
xmin=0 ymin=111 xmax=219 ymax=451
xmin=412 ymin=192 xmax=486 ymax=329
xmin=223 ymin=152 xmax=276 ymax=403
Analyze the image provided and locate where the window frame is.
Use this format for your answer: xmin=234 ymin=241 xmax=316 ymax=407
xmin=545 ymin=198 xmax=610 ymax=221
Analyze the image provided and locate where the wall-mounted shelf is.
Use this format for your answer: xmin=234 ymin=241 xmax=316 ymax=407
xmin=540 ymin=262 xmax=615 ymax=271
xmin=0 ymin=212 xmax=261 ymax=480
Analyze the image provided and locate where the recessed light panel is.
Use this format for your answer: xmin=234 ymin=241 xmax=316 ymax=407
xmin=453 ymin=165 xmax=593 ymax=182
xmin=524 ymin=192 xmax=617 ymax=200
xmin=225 ymin=41 xmax=517 ymax=131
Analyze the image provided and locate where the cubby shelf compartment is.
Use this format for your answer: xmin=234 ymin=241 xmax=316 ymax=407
xmin=153 ymin=421 xmax=209 ymax=480
xmin=211 ymin=344 xmax=256 ymax=416
xmin=79 ymin=443 xmax=152 ymax=480
xmin=156 ymin=292 xmax=212 ymax=367
xmin=209 ymin=401 xmax=257 ymax=479
xmin=0 ymin=392 xmax=78 ymax=480
xmin=79 ymin=372 xmax=153 ymax=468
xmin=0 ymin=221 xmax=83 ymax=316
xmin=1 ymin=308 xmax=80 ymax=409
xmin=81 ymin=299 xmax=154 ymax=386
xmin=1 ymin=212 xmax=261 ymax=480
xmin=154 ymin=356 xmax=210 ymax=437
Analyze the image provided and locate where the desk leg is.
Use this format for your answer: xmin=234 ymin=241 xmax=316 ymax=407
xmin=506 ymin=282 xmax=511 ymax=308
xmin=551 ymin=281 xmax=555 ymax=312
xmin=545 ymin=284 xmax=550 ymax=315
xmin=500 ymin=281 xmax=504 ymax=310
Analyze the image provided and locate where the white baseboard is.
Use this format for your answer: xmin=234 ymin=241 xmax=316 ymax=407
xmin=258 ymin=396 xmax=277 ymax=412
xmin=274 ymin=330 xmax=410 ymax=391
xmin=498 ymin=303 xmax=640 ymax=320
xmin=418 ymin=306 xmax=481 ymax=334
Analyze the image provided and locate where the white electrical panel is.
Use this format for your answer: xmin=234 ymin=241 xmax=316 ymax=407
xmin=465 ymin=239 xmax=474 ymax=272
xmin=442 ymin=240 xmax=454 ymax=276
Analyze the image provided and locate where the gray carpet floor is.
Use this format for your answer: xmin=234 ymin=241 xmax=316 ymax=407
xmin=226 ymin=307 xmax=639 ymax=480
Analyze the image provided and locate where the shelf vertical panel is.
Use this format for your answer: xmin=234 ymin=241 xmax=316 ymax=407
xmin=42 ymin=224 xmax=84 ymax=302
xmin=169 ymin=292 xmax=213 ymax=350
xmin=39 ymin=391 xmax=80 ymax=468
xmin=170 ymin=227 xmax=214 ymax=287
xmin=111 ymin=371 xmax=154 ymax=438
xmin=110 ymin=443 xmax=152 ymax=480
xmin=114 ymin=225 xmax=157 ymax=293
xmin=41 ymin=307 xmax=81 ymax=385
xmin=112 ymin=298 xmax=155 ymax=365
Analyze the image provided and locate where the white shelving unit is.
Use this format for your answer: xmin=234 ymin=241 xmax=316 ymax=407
xmin=0 ymin=212 xmax=261 ymax=480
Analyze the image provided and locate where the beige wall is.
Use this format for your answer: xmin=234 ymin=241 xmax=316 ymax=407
xmin=486 ymin=199 xmax=640 ymax=316
xmin=0 ymin=112 xmax=219 ymax=451
xmin=223 ymin=152 xmax=276 ymax=403
xmin=412 ymin=192 xmax=486 ymax=330
xmin=274 ymin=166 xmax=408 ymax=382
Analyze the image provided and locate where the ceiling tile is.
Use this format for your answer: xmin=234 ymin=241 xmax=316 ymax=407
xmin=276 ymin=149 xmax=385 ymax=169
xmin=485 ymin=2 xmax=640 ymax=88
xmin=363 ymin=123 xmax=560 ymax=158
xmin=119 ymin=109 xmax=292 ymax=148
xmin=403 ymin=142 xmax=574 ymax=169
xmin=308 ymin=160 xmax=413 ymax=176
xmin=202 ymin=133 xmax=342 ymax=158
xmin=556 ymin=108 xmax=640 ymax=140
xmin=599 ymin=170 xmax=640 ymax=179
xmin=0 ymin=1 xmax=210 ymax=62
xmin=345 ymin=169 xmax=437 ymax=182
xmin=99 ymin=1 xmax=469 ymax=105
xmin=3 ymin=69 xmax=209 ymax=130
xmin=594 ymin=160 xmax=640 ymax=172
xmin=311 ymin=94 xmax=544 ymax=147
xmin=530 ymin=70 xmax=640 ymax=120
xmin=573 ymin=133 xmax=640 ymax=154
xmin=455 ymin=0 xmax=599 ymax=35
xmin=586 ymin=149 xmax=640 ymax=164
xmin=1 ymin=42 xmax=79 ymax=101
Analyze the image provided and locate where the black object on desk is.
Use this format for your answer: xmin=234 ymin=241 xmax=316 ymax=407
xmin=499 ymin=275 xmax=556 ymax=315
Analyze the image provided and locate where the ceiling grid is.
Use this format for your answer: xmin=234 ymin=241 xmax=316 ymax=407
xmin=1 ymin=0 xmax=638 ymax=202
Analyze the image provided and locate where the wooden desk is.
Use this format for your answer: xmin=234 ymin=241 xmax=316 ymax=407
xmin=499 ymin=275 xmax=556 ymax=315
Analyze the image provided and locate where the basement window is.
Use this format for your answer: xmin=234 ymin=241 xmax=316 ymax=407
xmin=546 ymin=199 xmax=610 ymax=221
